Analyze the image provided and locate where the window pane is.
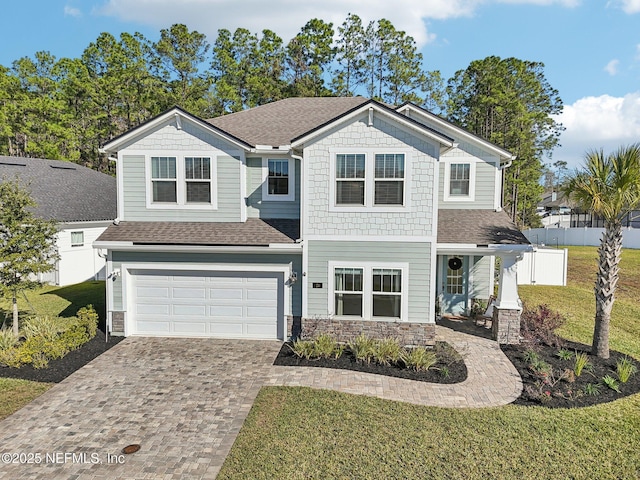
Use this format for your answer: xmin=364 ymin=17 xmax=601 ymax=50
xmin=336 ymin=154 xmax=365 ymax=179
xmin=373 ymin=269 xmax=402 ymax=293
xmin=336 ymin=180 xmax=365 ymax=205
xmin=186 ymin=182 xmax=211 ymax=203
xmin=153 ymin=181 xmax=177 ymax=202
xmin=268 ymin=177 xmax=289 ymax=195
xmin=374 ymin=181 xmax=403 ymax=205
xmin=186 ymin=157 xmax=210 ymax=180
xmin=151 ymin=157 xmax=176 ymax=179
xmin=335 ymin=268 xmax=363 ymax=292
xmin=373 ymin=295 xmax=401 ymax=318
xmin=375 ymin=154 xmax=404 ymax=179
xmin=450 ymin=164 xmax=470 ymax=196
xmin=335 ymin=293 xmax=363 ymax=316
xmin=71 ymin=231 xmax=84 ymax=246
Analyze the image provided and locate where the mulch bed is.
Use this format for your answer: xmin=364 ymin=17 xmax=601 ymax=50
xmin=502 ymin=339 xmax=640 ymax=408
xmin=0 ymin=331 xmax=123 ymax=383
xmin=273 ymin=341 xmax=467 ymax=384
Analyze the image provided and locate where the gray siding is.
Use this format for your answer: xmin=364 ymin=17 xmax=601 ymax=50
xmin=306 ymin=240 xmax=432 ymax=322
xmin=439 ymin=144 xmax=499 ymax=209
xmin=304 ymin=114 xmax=438 ymax=237
xmin=469 ymin=255 xmax=493 ymax=299
xmin=119 ymin=117 xmax=243 ymax=222
xmin=110 ymin=251 xmax=302 ymax=315
xmin=246 ymin=157 xmax=300 ymax=219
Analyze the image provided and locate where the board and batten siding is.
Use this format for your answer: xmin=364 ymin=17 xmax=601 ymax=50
xmin=109 ymin=251 xmax=302 ymax=315
xmin=306 ymin=240 xmax=432 ymax=323
xmin=245 ymin=157 xmax=300 ymax=219
xmin=304 ymin=114 xmax=438 ymax=237
xmin=118 ymin=118 xmax=243 ymax=222
xmin=439 ymin=144 xmax=499 ymax=209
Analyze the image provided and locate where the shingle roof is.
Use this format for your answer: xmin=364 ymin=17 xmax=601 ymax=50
xmin=207 ymin=97 xmax=370 ymax=147
xmin=0 ymin=156 xmax=117 ymax=222
xmin=96 ymin=219 xmax=300 ymax=246
xmin=437 ymin=210 xmax=530 ymax=245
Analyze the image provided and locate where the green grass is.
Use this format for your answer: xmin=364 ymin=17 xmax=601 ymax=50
xmin=0 ymin=378 xmax=52 ymax=420
xmin=218 ymin=246 xmax=640 ymax=480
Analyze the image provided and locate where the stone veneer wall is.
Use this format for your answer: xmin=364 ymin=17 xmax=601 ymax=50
xmin=287 ymin=316 xmax=435 ymax=347
xmin=110 ymin=312 xmax=125 ymax=336
xmin=491 ymin=308 xmax=521 ymax=344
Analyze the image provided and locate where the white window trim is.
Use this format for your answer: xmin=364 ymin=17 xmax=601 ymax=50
xmin=70 ymin=231 xmax=84 ymax=247
xmin=328 ymin=261 xmax=409 ymax=321
xmin=144 ymin=151 xmax=218 ymax=210
xmin=261 ymin=157 xmax=295 ymax=202
xmin=329 ymin=148 xmax=411 ymax=213
xmin=443 ymin=160 xmax=476 ymax=202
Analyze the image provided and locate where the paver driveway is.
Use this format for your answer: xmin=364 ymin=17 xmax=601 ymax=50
xmin=0 ymin=337 xmax=282 ymax=480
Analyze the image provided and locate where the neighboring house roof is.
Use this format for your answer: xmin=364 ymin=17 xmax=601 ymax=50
xmin=0 ymin=156 xmax=117 ymax=222
xmin=437 ymin=210 xmax=530 ymax=245
xmin=96 ymin=219 xmax=300 ymax=246
xmin=539 ymin=189 xmax=574 ymax=209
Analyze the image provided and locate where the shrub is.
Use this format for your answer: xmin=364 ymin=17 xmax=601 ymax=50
xmin=76 ymin=305 xmax=98 ymax=338
xmin=373 ymin=338 xmax=402 ymax=366
xmin=21 ymin=315 xmax=62 ymax=341
xmin=0 ymin=347 xmax=22 ymax=368
xmin=574 ymin=352 xmax=590 ymax=377
xmin=520 ymin=304 xmax=566 ymax=347
xmin=0 ymin=327 xmax=18 ymax=350
xmin=349 ymin=334 xmax=377 ymax=364
xmin=616 ymin=356 xmax=638 ymax=383
xmin=289 ymin=339 xmax=317 ymax=360
xmin=401 ymin=347 xmax=437 ymax=372
xmin=313 ymin=334 xmax=343 ymax=359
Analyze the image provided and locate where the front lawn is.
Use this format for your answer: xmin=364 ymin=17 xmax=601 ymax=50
xmin=218 ymin=246 xmax=640 ymax=479
xmin=0 ymin=378 xmax=52 ymax=421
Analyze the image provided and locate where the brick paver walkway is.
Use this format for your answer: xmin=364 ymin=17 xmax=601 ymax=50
xmin=0 ymin=326 xmax=521 ymax=479
xmin=267 ymin=325 xmax=523 ymax=408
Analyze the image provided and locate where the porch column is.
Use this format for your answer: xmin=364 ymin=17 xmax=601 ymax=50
xmin=492 ymin=253 xmax=522 ymax=344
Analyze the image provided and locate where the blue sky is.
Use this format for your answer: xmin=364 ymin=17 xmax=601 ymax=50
xmin=3 ymin=0 xmax=640 ymax=169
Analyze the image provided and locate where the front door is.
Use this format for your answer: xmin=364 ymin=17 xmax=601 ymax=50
xmin=440 ymin=255 xmax=468 ymax=315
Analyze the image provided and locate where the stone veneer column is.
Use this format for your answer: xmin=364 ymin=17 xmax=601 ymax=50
xmin=492 ymin=254 xmax=522 ymax=344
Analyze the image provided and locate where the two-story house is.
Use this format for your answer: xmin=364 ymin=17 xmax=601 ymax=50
xmin=95 ymin=97 xmax=531 ymax=345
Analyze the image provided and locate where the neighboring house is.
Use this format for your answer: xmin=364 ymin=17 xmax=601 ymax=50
xmin=0 ymin=156 xmax=117 ymax=286
xmin=96 ymin=97 xmax=531 ymax=345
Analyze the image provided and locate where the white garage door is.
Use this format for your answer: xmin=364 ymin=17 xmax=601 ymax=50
xmin=129 ymin=269 xmax=283 ymax=339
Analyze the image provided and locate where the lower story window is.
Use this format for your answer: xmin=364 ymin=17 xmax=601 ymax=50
xmin=334 ymin=267 xmax=363 ymax=316
xmin=372 ymin=268 xmax=402 ymax=318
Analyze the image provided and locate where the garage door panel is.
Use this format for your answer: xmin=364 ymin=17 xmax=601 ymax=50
xmin=173 ymin=304 xmax=207 ymax=316
xmin=130 ymin=269 xmax=282 ymax=339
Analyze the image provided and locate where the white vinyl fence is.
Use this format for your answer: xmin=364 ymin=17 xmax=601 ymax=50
xmin=524 ymin=227 xmax=640 ymax=249
xmin=517 ymin=247 xmax=568 ymax=286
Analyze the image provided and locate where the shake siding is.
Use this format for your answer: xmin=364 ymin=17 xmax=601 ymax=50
xmin=110 ymin=251 xmax=302 ymax=315
xmin=246 ymin=157 xmax=301 ymax=219
xmin=305 ymin=115 xmax=437 ymax=237
xmin=306 ymin=240 xmax=431 ymax=322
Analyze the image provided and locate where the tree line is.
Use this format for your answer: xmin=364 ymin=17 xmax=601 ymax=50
xmin=0 ymin=15 xmax=563 ymax=226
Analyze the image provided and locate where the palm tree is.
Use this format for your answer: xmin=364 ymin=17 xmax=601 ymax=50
xmin=564 ymin=143 xmax=640 ymax=358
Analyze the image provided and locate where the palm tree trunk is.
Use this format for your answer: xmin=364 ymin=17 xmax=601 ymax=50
xmin=593 ymin=220 xmax=622 ymax=358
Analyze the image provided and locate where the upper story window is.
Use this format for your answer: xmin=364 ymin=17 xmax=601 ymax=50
xmin=332 ymin=151 xmax=409 ymax=211
xmin=185 ymin=157 xmax=211 ymax=203
xmin=70 ymin=231 xmax=84 ymax=247
xmin=147 ymin=153 xmax=217 ymax=209
xmin=262 ymin=158 xmax=295 ymax=201
xmin=151 ymin=156 xmax=177 ymax=203
xmin=374 ymin=154 xmax=404 ymax=205
xmin=336 ymin=154 xmax=365 ymax=205
xmin=449 ymin=163 xmax=470 ymax=196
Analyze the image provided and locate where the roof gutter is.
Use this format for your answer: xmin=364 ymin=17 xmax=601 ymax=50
xmin=92 ymin=241 xmax=302 ymax=254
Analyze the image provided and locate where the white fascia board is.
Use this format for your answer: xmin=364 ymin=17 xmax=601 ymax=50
xmin=397 ymin=104 xmax=516 ymax=162
xmin=92 ymin=241 xmax=302 ymax=254
xmin=291 ymin=103 xmax=454 ymax=149
xmin=59 ymin=220 xmax=113 ymax=228
xmin=252 ymin=145 xmax=291 ymax=153
xmin=101 ymin=108 xmax=251 ymax=153
xmin=437 ymin=243 xmax=533 ymax=255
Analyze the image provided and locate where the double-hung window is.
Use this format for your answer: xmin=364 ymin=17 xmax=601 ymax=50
xmin=372 ymin=268 xmax=402 ymax=318
xmin=334 ymin=268 xmax=363 ymax=316
xmin=335 ymin=154 xmax=366 ymax=205
xmin=185 ymin=157 xmax=211 ymax=203
xmin=374 ymin=154 xmax=404 ymax=205
xmin=151 ymin=156 xmax=177 ymax=203
xmin=449 ymin=163 xmax=470 ymax=196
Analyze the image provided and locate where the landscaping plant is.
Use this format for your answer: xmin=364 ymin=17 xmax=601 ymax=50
xmin=616 ymin=356 xmax=638 ymax=383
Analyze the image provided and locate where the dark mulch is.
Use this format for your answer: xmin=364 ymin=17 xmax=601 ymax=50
xmin=273 ymin=341 xmax=467 ymax=384
xmin=0 ymin=331 xmax=123 ymax=383
xmin=502 ymin=339 xmax=640 ymax=408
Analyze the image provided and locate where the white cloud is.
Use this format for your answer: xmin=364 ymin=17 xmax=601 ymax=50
xmin=95 ymin=0 xmax=579 ymax=47
xmin=553 ymin=93 xmax=640 ymax=168
xmin=64 ymin=5 xmax=82 ymax=17
xmin=604 ymin=59 xmax=619 ymax=75
xmin=614 ymin=0 xmax=640 ymax=13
